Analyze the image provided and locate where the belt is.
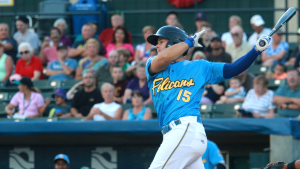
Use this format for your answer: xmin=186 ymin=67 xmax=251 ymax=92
xmin=161 ymin=119 xmax=182 ymax=135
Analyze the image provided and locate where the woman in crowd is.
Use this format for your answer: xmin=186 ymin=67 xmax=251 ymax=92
xmin=53 ymin=18 xmax=72 ymax=47
xmin=134 ymin=26 xmax=156 ymax=63
xmin=122 ymin=91 xmax=152 ymax=120
xmin=105 ymin=26 xmax=134 ymax=60
xmin=0 ymin=43 xmax=13 ymax=82
xmin=5 ymin=77 xmax=46 ymax=118
xmin=75 ymin=38 xmax=107 ymax=80
xmin=14 ymin=42 xmax=44 ymax=80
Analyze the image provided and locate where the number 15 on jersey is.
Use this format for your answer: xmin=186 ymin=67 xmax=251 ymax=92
xmin=177 ymin=89 xmax=192 ymax=102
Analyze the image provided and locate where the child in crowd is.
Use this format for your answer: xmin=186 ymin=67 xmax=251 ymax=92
xmin=148 ymin=48 xmax=158 ymax=58
xmin=111 ymin=66 xmax=128 ymax=103
xmin=216 ymin=77 xmax=246 ymax=104
xmin=117 ymin=48 xmax=133 ymax=78
xmin=266 ymin=63 xmax=287 ymax=79
xmin=47 ymin=88 xmax=71 ymax=118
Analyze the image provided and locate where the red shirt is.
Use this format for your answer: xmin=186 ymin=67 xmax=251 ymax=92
xmin=98 ymin=28 xmax=133 ymax=48
xmin=15 ymin=56 xmax=44 ymax=79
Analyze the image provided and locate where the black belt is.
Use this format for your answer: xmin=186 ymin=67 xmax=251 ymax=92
xmin=161 ymin=119 xmax=182 ymax=135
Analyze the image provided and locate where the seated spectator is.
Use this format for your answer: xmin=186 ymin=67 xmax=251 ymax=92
xmin=46 ymin=42 xmax=77 ymax=81
xmin=75 ymin=22 xmax=98 ymax=43
xmin=0 ymin=43 xmax=13 ymax=81
xmin=293 ymin=29 xmax=300 ymax=69
xmin=216 ymin=77 xmax=246 ymax=104
xmin=135 ymin=26 xmax=156 ymax=63
xmin=194 ymin=12 xmax=208 ymax=33
xmin=66 ymin=80 xmax=83 ymax=100
xmin=75 ymin=38 xmax=107 ymax=80
xmin=171 ymin=22 xmax=184 ymax=30
xmin=237 ymin=75 xmax=275 ymax=118
xmin=117 ymin=48 xmax=131 ymax=77
xmin=70 ymin=72 xmax=103 ymax=117
xmin=111 ymin=66 xmax=128 ymax=103
xmin=273 ymin=69 xmax=300 ymax=111
xmin=54 ymin=153 xmax=70 ymax=169
xmin=94 ymin=50 xmax=119 ymax=83
xmin=53 ymin=18 xmax=72 ymax=47
xmin=105 ymin=26 xmax=135 ymax=59
xmin=5 ymin=77 xmax=46 ymax=118
xmin=46 ymin=88 xmax=71 ymax=118
xmin=166 ymin=11 xmax=179 ymax=26
xmin=69 ymin=24 xmax=103 ymax=61
xmin=98 ymin=11 xmax=132 ymax=49
xmin=149 ymin=48 xmax=158 ymax=57
xmin=266 ymin=63 xmax=287 ymax=79
xmin=122 ymin=91 xmax=152 ymax=120
xmin=221 ymin=15 xmax=247 ymax=48
xmin=0 ymin=23 xmax=18 ymax=64
xmin=14 ymin=42 xmax=44 ymax=80
xmin=85 ymin=83 xmax=122 ymax=121
xmin=192 ymin=51 xmax=206 ymax=61
xmin=13 ymin=16 xmax=39 ymax=55
xmin=123 ymin=62 xmax=152 ymax=104
xmin=248 ymin=15 xmax=271 ymax=46
xmin=201 ymin=83 xmax=225 ymax=104
xmin=225 ymin=25 xmax=252 ymax=62
xmin=39 ymin=27 xmax=62 ymax=65
xmin=261 ymin=29 xmax=288 ymax=66
xmin=192 ymin=23 xmax=213 ymax=56
xmin=207 ymin=34 xmax=232 ymax=63
xmin=236 ymin=70 xmax=255 ymax=92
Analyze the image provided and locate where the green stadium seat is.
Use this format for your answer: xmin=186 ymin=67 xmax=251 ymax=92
xmin=211 ymin=113 xmax=238 ymax=118
xmin=25 ymin=117 xmax=58 ymax=122
xmin=0 ymin=92 xmax=8 ymax=102
xmin=41 ymin=92 xmax=55 ymax=101
xmin=268 ymin=79 xmax=285 ymax=90
xmin=0 ymin=87 xmax=19 ymax=93
xmin=248 ymin=65 xmax=270 ymax=75
xmin=60 ymin=80 xmax=81 ymax=89
xmin=146 ymin=104 xmax=157 ymax=119
xmin=33 ymin=80 xmax=61 ymax=92
xmin=0 ymin=103 xmax=7 ymax=117
xmin=277 ymin=109 xmax=300 ymax=118
xmin=199 ymin=104 xmax=212 ymax=119
xmin=211 ymin=103 xmax=241 ymax=118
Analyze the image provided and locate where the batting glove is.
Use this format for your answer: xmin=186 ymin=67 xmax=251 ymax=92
xmin=184 ymin=30 xmax=206 ymax=48
xmin=256 ymin=35 xmax=271 ymax=52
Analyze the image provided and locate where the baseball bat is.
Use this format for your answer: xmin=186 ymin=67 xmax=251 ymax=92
xmin=259 ymin=7 xmax=296 ymax=47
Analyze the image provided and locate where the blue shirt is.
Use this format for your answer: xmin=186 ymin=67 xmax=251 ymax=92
xmin=47 ymin=58 xmax=78 ymax=81
xmin=275 ymin=85 xmax=300 ymax=98
xmin=127 ymin=107 xmax=147 ymax=120
xmin=202 ymin=140 xmax=225 ymax=169
xmin=146 ymin=57 xmax=225 ymax=128
xmin=264 ymin=41 xmax=289 ymax=65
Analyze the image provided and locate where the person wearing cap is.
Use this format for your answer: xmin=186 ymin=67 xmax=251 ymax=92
xmin=46 ymin=42 xmax=77 ymax=81
xmin=46 ymin=88 xmax=71 ymax=118
xmin=248 ymin=14 xmax=272 ymax=46
xmin=54 ymin=153 xmax=70 ymax=169
xmin=192 ymin=23 xmax=214 ymax=57
xmin=207 ymin=34 xmax=232 ymax=63
xmin=0 ymin=23 xmax=18 ymax=64
xmin=195 ymin=12 xmax=208 ymax=33
xmin=13 ymin=16 xmax=39 ymax=55
xmin=261 ymin=29 xmax=289 ymax=66
xmin=0 ymin=42 xmax=13 ymax=82
xmin=53 ymin=18 xmax=72 ymax=47
xmin=5 ymin=77 xmax=46 ymax=118
xmin=14 ymin=42 xmax=44 ymax=80
xmin=166 ymin=11 xmax=179 ymax=26
xmin=98 ymin=11 xmax=132 ymax=49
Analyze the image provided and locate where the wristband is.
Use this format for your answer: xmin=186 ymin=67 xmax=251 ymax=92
xmin=287 ymin=161 xmax=295 ymax=169
xmin=184 ymin=38 xmax=194 ymax=48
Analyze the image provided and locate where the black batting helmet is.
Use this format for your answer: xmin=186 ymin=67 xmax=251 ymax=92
xmin=147 ymin=25 xmax=189 ymax=48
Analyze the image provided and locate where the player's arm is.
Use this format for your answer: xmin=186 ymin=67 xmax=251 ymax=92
xmin=216 ymin=163 xmax=226 ymax=169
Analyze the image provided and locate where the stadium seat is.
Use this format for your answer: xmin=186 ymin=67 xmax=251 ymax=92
xmin=146 ymin=104 xmax=157 ymax=119
xmin=268 ymin=79 xmax=285 ymax=90
xmin=199 ymin=104 xmax=212 ymax=119
xmin=41 ymin=92 xmax=55 ymax=101
xmin=0 ymin=87 xmax=19 ymax=93
xmin=248 ymin=65 xmax=270 ymax=75
xmin=0 ymin=103 xmax=7 ymax=117
xmin=60 ymin=80 xmax=81 ymax=89
xmin=33 ymin=80 xmax=61 ymax=92
xmin=0 ymin=92 xmax=8 ymax=102
xmin=211 ymin=103 xmax=241 ymax=118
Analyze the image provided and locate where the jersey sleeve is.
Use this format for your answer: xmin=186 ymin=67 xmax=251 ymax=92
xmin=200 ymin=60 xmax=225 ymax=85
xmin=145 ymin=56 xmax=157 ymax=81
xmin=208 ymin=141 xmax=225 ymax=166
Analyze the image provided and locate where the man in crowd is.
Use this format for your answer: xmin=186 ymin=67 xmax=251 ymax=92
xmin=207 ymin=34 xmax=232 ymax=63
xmin=95 ymin=50 xmax=120 ymax=82
xmin=54 ymin=153 xmax=70 ymax=169
xmin=71 ymin=72 xmax=103 ymax=118
xmin=248 ymin=14 xmax=271 ymax=46
xmin=165 ymin=11 xmax=179 ymax=26
xmin=74 ymin=22 xmax=98 ymax=43
xmin=0 ymin=23 xmax=18 ymax=64
xmin=225 ymin=25 xmax=252 ymax=62
xmin=195 ymin=12 xmax=207 ymax=33
xmin=192 ymin=23 xmax=214 ymax=57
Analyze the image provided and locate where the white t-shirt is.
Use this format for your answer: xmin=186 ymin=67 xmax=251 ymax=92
xmin=248 ymin=28 xmax=272 ymax=46
xmin=92 ymin=102 xmax=121 ymax=121
xmin=221 ymin=32 xmax=247 ymax=45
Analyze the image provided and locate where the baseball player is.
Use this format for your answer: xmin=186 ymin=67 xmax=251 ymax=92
xmin=263 ymin=160 xmax=300 ymax=169
xmin=146 ymin=25 xmax=271 ymax=169
xmin=202 ymin=140 xmax=226 ymax=169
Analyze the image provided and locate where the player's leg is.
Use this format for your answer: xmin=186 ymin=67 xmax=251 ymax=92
xmin=184 ymin=156 xmax=205 ymax=169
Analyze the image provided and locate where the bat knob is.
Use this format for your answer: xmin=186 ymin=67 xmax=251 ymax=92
xmin=259 ymin=40 xmax=266 ymax=47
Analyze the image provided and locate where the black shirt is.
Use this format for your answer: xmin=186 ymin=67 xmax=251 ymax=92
xmin=207 ymin=50 xmax=232 ymax=63
xmin=205 ymin=82 xmax=225 ymax=103
xmin=71 ymin=87 xmax=103 ymax=116
xmin=192 ymin=38 xmax=212 ymax=56
xmin=1 ymin=37 xmax=18 ymax=64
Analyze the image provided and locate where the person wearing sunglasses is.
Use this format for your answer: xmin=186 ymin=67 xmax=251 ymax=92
xmin=14 ymin=42 xmax=44 ymax=80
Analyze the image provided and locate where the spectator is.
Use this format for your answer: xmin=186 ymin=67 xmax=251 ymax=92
xmin=74 ymin=22 xmax=98 ymax=43
xmin=195 ymin=12 xmax=207 ymax=33
xmin=171 ymin=22 xmax=184 ymax=30
xmin=0 ymin=23 xmax=18 ymax=64
xmin=261 ymin=29 xmax=288 ymax=66
xmin=5 ymin=77 xmax=46 ymax=118
xmin=135 ymin=26 xmax=156 ymax=63
xmin=13 ymin=16 xmax=39 ymax=55
xmin=94 ymin=50 xmax=119 ymax=83
xmin=192 ymin=23 xmax=214 ymax=56
xmin=216 ymin=77 xmax=246 ymax=104
xmin=207 ymin=34 xmax=232 ymax=63
xmin=66 ymin=81 xmax=83 ymax=100
xmin=15 ymin=42 xmax=44 ymax=80
xmin=202 ymin=140 xmax=226 ymax=169
xmin=236 ymin=70 xmax=255 ymax=92
xmin=123 ymin=62 xmax=152 ymax=105
xmin=85 ymin=83 xmax=122 ymax=121
xmin=117 ymin=48 xmax=131 ymax=77
xmin=75 ymin=38 xmax=107 ymax=80
xmin=39 ymin=27 xmax=62 ymax=65
xmin=248 ymin=15 xmax=272 ymax=46
xmin=53 ymin=18 xmax=72 ymax=47
xmin=237 ymin=75 xmax=275 ymax=118
xmin=266 ymin=63 xmax=287 ymax=79
xmin=149 ymin=48 xmax=158 ymax=57
xmin=0 ymin=43 xmax=13 ymax=81
xmin=225 ymin=25 xmax=252 ymax=62
xmin=221 ymin=15 xmax=247 ymax=48
xmin=111 ymin=66 xmax=128 ymax=103
xmin=70 ymin=72 xmax=103 ymax=117
xmin=273 ymin=69 xmax=300 ymax=111
xmin=98 ymin=11 xmax=132 ymax=48
xmin=69 ymin=24 xmax=103 ymax=61
xmin=46 ymin=88 xmax=71 ymax=118
xmin=54 ymin=153 xmax=70 ymax=169
xmin=201 ymin=83 xmax=225 ymax=104
xmin=286 ymin=27 xmax=300 ymax=66
xmin=106 ymin=26 xmax=134 ymax=59
xmin=192 ymin=51 xmax=206 ymax=61
xmin=46 ymin=42 xmax=77 ymax=81
xmin=165 ymin=11 xmax=178 ymax=26
xmin=122 ymin=91 xmax=152 ymax=120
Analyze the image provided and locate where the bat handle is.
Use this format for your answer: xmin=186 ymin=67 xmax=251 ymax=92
xmin=258 ymin=30 xmax=275 ymax=47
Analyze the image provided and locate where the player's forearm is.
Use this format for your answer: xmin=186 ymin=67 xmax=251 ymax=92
xmin=157 ymin=42 xmax=189 ymax=64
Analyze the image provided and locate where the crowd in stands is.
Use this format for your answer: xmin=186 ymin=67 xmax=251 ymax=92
xmin=1 ymin=10 xmax=300 ymax=121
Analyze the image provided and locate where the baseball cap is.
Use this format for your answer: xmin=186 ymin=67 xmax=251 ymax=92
xmin=13 ymin=77 xmax=33 ymax=88
xmin=57 ymin=42 xmax=68 ymax=50
xmin=52 ymin=88 xmax=68 ymax=100
xmin=195 ymin=12 xmax=207 ymax=21
xmin=16 ymin=16 xmax=29 ymax=24
xmin=112 ymin=10 xmax=125 ymax=18
xmin=54 ymin=154 xmax=70 ymax=165
xmin=276 ymin=29 xmax=284 ymax=35
xmin=210 ymin=34 xmax=221 ymax=41
xmin=250 ymin=15 xmax=265 ymax=27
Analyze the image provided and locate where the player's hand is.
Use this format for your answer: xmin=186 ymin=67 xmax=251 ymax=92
xmin=192 ymin=30 xmax=206 ymax=47
xmin=256 ymin=35 xmax=271 ymax=52
xmin=263 ymin=161 xmax=285 ymax=169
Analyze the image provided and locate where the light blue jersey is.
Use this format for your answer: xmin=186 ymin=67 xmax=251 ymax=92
xmin=146 ymin=57 xmax=225 ymax=128
xmin=202 ymin=140 xmax=225 ymax=169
